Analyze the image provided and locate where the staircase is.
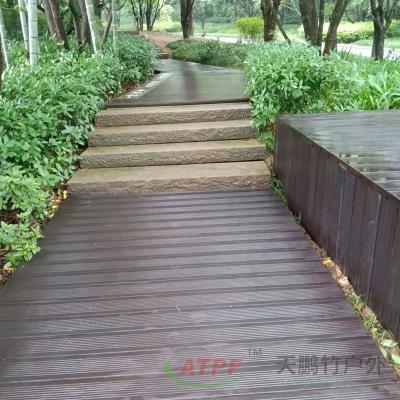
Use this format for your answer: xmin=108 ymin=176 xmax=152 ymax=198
xmin=68 ymin=103 xmax=270 ymax=194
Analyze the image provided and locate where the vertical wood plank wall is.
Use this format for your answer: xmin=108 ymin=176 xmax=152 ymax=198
xmin=274 ymin=118 xmax=400 ymax=341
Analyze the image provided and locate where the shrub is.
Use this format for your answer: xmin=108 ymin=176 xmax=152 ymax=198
xmin=336 ymin=27 xmax=373 ymax=43
xmin=387 ymin=20 xmax=400 ymax=37
xmin=244 ymin=42 xmax=359 ymax=131
xmin=243 ymin=41 xmax=400 ymax=151
xmin=0 ymin=222 xmax=41 ymax=265
xmin=333 ymin=21 xmax=374 ymax=43
xmin=157 ymin=22 xmax=183 ymax=33
xmin=334 ymin=20 xmax=400 ymax=43
xmin=168 ymin=39 xmax=250 ymax=68
xmin=113 ymin=36 xmax=157 ymax=84
xmin=1 ymin=37 xmax=156 ymax=188
xmin=0 ymin=167 xmax=50 ymax=221
xmin=354 ymin=59 xmax=400 ymax=109
xmin=0 ymin=36 xmax=156 ymax=268
xmin=236 ymin=17 xmax=264 ymax=41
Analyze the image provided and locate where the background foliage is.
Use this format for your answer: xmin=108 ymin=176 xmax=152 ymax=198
xmin=0 ymin=36 xmax=157 ymax=267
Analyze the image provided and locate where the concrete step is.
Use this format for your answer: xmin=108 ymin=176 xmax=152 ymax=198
xmin=158 ymin=52 xmax=169 ymax=59
xmin=80 ymin=139 xmax=266 ymax=169
xmin=89 ymin=120 xmax=256 ymax=146
xmin=68 ymin=161 xmax=270 ymax=194
xmin=96 ymin=103 xmax=251 ymax=127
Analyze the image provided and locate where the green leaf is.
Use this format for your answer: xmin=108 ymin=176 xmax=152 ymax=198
xmin=391 ymin=353 xmax=400 ymax=365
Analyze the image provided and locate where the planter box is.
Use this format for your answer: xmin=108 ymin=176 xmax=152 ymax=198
xmin=275 ymin=111 xmax=400 ymax=340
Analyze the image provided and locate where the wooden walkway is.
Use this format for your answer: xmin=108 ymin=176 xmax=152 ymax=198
xmin=108 ymin=59 xmax=248 ymax=108
xmin=0 ymin=190 xmax=399 ymax=399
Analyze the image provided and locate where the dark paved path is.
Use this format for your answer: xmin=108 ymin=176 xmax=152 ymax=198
xmin=108 ymin=59 xmax=248 ymax=107
xmin=0 ymin=190 xmax=399 ymax=399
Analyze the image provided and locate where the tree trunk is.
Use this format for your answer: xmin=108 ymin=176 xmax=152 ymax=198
xmin=101 ymin=10 xmax=112 ymax=48
xmin=188 ymin=7 xmax=193 ymax=36
xmin=111 ymin=0 xmax=118 ymax=53
xmin=28 ymin=0 xmax=39 ymax=66
xmin=299 ymin=0 xmax=319 ymax=45
xmin=180 ymin=0 xmax=194 ymax=39
xmin=0 ymin=41 xmax=3 ymax=90
xmin=79 ymin=0 xmax=92 ymax=46
xmin=261 ymin=0 xmax=281 ymax=42
xmin=93 ymin=0 xmax=102 ymax=18
xmin=0 ymin=3 xmax=9 ymax=68
xmin=317 ymin=0 xmax=325 ymax=47
xmin=145 ymin=1 xmax=152 ymax=31
xmin=48 ymin=0 xmax=69 ymax=49
xmin=84 ymin=0 xmax=99 ymax=53
xmin=43 ymin=0 xmax=57 ymax=37
xmin=323 ymin=0 xmax=349 ymax=54
xmin=371 ymin=19 xmax=385 ymax=59
xmin=18 ymin=0 xmax=29 ymax=51
xmin=68 ymin=0 xmax=83 ymax=47
xmin=181 ymin=18 xmax=190 ymax=39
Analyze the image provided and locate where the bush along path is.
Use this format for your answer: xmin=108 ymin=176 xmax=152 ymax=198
xmin=0 ymin=37 xmax=157 ymax=281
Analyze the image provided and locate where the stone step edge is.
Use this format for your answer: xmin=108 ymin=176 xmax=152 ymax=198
xmin=89 ymin=120 xmax=256 ymax=146
xmin=68 ymin=161 xmax=270 ymax=194
xmin=95 ymin=103 xmax=252 ymax=127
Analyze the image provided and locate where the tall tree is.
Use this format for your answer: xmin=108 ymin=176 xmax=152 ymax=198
xmin=84 ymin=0 xmax=100 ymax=53
xmin=68 ymin=0 xmax=84 ymax=47
xmin=79 ymin=0 xmax=92 ymax=46
xmin=28 ymin=0 xmax=39 ymax=66
xmin=196 ymin=0 xmax=212 ymax=32
xmin=129 ymin=0 xmax=145 ymax=30
xmin=261 ymin=0 xmax=290 ymax=42
xmin=43 ymin=0 xmax=57 ymax=38
xmin=0 ymin=40 xmax=3 ymax=89
xmin=112 ymin=0 xmax=118 ymax=52
xmin=43 ymin=0 xmax=69 ymax=49
xmin=370 ymin=0 xmax=399 ymax=59
xmin=18 ymin=0 xmax=29 ymax=51
xmin=323 ymin=0 xmax=349 ymax=54
xmin=180 ymin=0 xmax=195 ymax=39
xmin=298 ymin=0 xmax=319 ymax=45
xmin=0 ymin=2 xmax=9 ymax=68
xmin=145 ymin=0 xmax=166 ymax=31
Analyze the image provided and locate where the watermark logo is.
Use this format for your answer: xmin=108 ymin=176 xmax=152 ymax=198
xmin=163 ymin=357 xmax=241 ymax=388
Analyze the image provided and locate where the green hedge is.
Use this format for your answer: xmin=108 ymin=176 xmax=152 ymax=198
xmin=168 ymin=39 xmax=249 ymax=68
xmin=0 ymin=36 xmax=157 ymax=267
xmin=244 ymin=42 xmax=400 ymax=150
xmin=335 ymin=20 xmax=400 ymax=43
xmin=236 ymin=17 xmax=264 ymax=41
xmin=336 ymin=26 xmax=373 ymax=43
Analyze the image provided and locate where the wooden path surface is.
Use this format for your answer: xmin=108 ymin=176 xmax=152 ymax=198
xmin=0 ymin=190 xmax=399 ymax=399
xmin=108 ymin=59 xmax=248 ymax=108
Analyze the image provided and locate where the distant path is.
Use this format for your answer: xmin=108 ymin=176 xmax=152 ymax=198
xmin=142 ymin=30 xmax=400 ymax=59
xmin=199 ymin=34 xmax=400 ymax=59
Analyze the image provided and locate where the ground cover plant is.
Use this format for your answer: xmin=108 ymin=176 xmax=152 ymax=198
xmin=0 ymin=36 xmax=157 ymax=272
xmin=244 ymin=42 xmax=400 ymax=148
xmin=168 ymin=39 xmax=250 ymax=68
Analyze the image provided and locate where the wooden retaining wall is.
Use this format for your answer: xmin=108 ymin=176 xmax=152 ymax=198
xmin=274 ymin=112 xmax=400 ymax=341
